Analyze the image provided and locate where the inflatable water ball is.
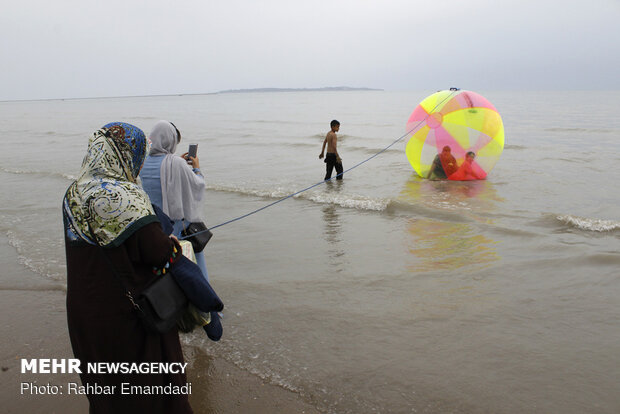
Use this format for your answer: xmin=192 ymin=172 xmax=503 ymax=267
xmin=405 ymin=89 xmax=504 ymax=180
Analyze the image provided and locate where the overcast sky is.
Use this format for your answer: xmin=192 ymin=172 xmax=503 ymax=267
xmin=1 ymin=0 xmax=618 ymax=100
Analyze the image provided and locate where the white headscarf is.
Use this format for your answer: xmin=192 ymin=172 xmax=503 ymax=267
xmin=148 ymin=120 xmax=205 ymax=222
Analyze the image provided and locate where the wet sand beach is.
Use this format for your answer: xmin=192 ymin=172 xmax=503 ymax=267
xmin=0 ymin=237 xmax=320 ymax=414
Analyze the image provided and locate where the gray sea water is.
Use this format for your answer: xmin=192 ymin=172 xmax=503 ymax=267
xmin=1 ymin=90 xmax=620 ymax=413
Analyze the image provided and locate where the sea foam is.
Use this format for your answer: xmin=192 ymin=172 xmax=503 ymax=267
xmin=205 ymin=182 xmax=390 ymax=212
xmin=557 ymin=214 xmax=620 ymax=232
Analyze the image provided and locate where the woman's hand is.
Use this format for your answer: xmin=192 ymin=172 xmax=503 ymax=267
xmin=189 ymin=155 xmax=200 ymax=169
xmin=181 ymin=152 xmax=200 ymax=169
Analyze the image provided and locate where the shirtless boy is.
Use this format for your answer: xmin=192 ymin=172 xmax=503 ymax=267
xmin=319 ymin=120 xmax=343 ymax=180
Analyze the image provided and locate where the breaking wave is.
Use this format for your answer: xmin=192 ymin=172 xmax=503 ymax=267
xmin=205 ymin=182 xmax=390 ymax=212
xmin=556 ymin=214 xmax=620 ymax=232
xmin=0 ymin=166 xmax=76 ymax=181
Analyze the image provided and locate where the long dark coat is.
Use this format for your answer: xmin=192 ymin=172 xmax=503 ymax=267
xmin=65 ymin=221 xmax=193 ymax=414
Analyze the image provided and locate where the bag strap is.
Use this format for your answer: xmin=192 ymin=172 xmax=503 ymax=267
xmin=86 ymin=220 xmax=142 ymax=313
xmin=99 ymin=248 xmax=143 ymax=313
xmin=181 ymin=218 xmax=190 ymax=235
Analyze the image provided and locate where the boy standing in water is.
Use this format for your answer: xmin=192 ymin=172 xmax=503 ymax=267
xmin=319 ymin=120 xmax=343 ymax=180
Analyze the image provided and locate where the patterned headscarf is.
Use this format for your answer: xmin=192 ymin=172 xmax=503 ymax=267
xmin=63 ymin=122 xmax=158 ymax=247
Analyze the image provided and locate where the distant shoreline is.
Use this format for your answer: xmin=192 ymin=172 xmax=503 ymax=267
xmin=217 ymin=87 xmax=383 ymax=94
xmin=0 ymin=87 xmax=383 ymax=103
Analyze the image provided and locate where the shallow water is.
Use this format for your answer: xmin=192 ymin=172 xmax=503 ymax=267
xmin=1 ymin=90 xmax=620 ymax=413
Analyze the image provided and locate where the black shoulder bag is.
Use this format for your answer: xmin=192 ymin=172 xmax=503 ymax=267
xmin=101 ymin=249 xmax=188 ymax=334
xmin=181 ymin=221 xmax=213 ymax=253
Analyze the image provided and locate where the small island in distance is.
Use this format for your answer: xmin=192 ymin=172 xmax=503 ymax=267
xmin=216 ymin=86 xmax=382 ymax=94
xmin=8 ymin=86 xmax=383 ymax=102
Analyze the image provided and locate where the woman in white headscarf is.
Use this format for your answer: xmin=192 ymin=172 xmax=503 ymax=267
xmin=140 ymin=121 xmax=208 ymax=278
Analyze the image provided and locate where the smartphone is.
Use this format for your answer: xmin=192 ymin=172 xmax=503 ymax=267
xmin=188 ymin=144 xmax=198 ymax=159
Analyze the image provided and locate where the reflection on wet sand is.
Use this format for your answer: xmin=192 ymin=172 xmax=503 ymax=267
xmin=321 ymin=181 xmax=346 ymax=272
xmin=399 ymin=176 xmax=501 ymax=272
xmin=405 ymin=219 xmax=499 ymax=272
xmin=401 ymin=175 xmax=504 ymax=214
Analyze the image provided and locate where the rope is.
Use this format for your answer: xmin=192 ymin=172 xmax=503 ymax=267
xmin=179 ymin=88 xmax=459 ymax=238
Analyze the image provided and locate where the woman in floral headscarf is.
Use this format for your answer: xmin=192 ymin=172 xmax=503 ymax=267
xmin=62 ymin=122 xmax=193 ymax=414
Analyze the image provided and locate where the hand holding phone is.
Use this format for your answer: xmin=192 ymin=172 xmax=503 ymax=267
xmin=185 ymin=144 xmax=199 ymax=169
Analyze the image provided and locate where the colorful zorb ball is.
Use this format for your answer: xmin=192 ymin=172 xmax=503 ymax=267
xmin=405 ymin=89 xmax=504 ymax=180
